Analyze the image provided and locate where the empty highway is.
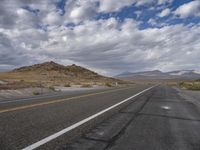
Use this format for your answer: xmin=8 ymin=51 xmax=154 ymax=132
xmin=0 ymin=84 xmax=153 ymax=149
xmin=1 ymin=84 xmax=200 ymax=150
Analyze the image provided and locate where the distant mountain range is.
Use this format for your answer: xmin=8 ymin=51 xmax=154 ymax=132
xmin=116 ymin=70 xmax=200 ymax=80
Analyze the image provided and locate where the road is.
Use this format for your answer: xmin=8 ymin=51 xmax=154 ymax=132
xmin=0 ymin=84 xmax=152 ymax=150
xmin=1 ymin=85 xmax=200 ymax=150
xmin=67 ymin=85 xmax=200 ymax=150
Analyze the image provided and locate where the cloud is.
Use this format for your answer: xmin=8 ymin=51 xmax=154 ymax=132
xmin=43 ymin=11 xmax=63 ymax=26
xmin=35 ymin=19 xmax=200 ymax=74
xmin=0 ymin=32 xmax=37 ymax=69
xmin=69 ymin=2 xmax=96 ymax=23
xmin=0 ymin=0 xmax=200 ymax=75
xmin=98 ymin=0 xmax=157 ymax=13
xmin=134 ymin=10 xmax=142 ymax=19
xmin=97 ymin=0 xmax=170 ymax=13
xmin=99 ymin=0 xmax=135 ymax=12
xmin=158 ymin=8 xmax=171 ymax=17
xmin=174 ymin=0 xmax=200 ymax=18
xmin=135 ymin=0 xmax=155 ymax=6
xmin=157 ymin=0 xmax=173 ymax=5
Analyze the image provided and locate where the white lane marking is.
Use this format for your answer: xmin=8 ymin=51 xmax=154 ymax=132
xmin=0 ymin=96 xmax=50 ymax=104
xmin=161 ymin=106 xmax=170 ymax=110
xmin=0 ymin=88 xmax=109 ymax=104
xmin=0 ymin=91 xmax=90 ymax=104
xmin=22 ymin=85 xmax=156 ymax=150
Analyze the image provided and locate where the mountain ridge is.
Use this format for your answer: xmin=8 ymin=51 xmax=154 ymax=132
xmin=116 ymin=69 xmax=200 ymax=80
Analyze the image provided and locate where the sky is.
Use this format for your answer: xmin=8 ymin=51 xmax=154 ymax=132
xmin=0 ymin=0 xmax=200 ymax=76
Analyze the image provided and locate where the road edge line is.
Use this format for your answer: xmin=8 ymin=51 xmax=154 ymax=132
xmin=22 ymin=85 xmax=157 ymax=150
xmin=0 ymin=87 xmax=132 ymax=113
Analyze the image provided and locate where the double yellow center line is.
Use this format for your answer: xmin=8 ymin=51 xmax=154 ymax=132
xmin=0 ymin=87 xmax=134 ymax=114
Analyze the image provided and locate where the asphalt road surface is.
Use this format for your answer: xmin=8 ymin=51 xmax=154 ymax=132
xmin=1 ymin=85 xmax=200 ymax=150
xmin=107 ymin=85 xmax=200 ymax=150
xmin=66 ymin=85 xmax=200 ymax=150
xmin=0 ymin=84 xmax=152 ymax=150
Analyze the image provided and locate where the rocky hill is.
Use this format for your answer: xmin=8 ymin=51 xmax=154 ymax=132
xmin=13 ymin=61 xmax=101 ymax=79
xmin=0 ymin=61 xmax=122 ymax=89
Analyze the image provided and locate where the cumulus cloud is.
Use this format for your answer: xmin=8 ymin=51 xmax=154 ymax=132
xmin=97 ymin=0 xmax=171 ymax=13
xmin=135 ymin=0 xmax=155 ymax=6
xmin=0 ymin=32 xmax=38 ymax=70
xmin=98 ymin=0 xmax=162 ymax=13
xmin=158 ymin=8 xmax=171 ymax=17
xmin=69 ymin=2 xmax=96 ymax=22
xmin=148 ymin=18 xmax=158 ymax=26
xmin=43 ymin=11 xmax=63 ymax=26
xmin=174 ymin=0 xmax=200 ymax=18
xmin=99 ymin=0 xmax=135 ymax=12
xmin=158 ymin=0 xmax=173 ymax=5
xmin=29 ymin=19 xmax=200 ymax=74
xmin=0 ymin=0 xmax=200 ymax=75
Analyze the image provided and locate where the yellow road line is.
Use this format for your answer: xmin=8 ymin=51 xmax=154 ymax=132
xmin=0 ymin=87 xmax=134 ymax=114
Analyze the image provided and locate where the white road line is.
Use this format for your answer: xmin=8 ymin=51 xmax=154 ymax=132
xmin=0 ymin=95 xmax=54 ymax=104
xmin=22 ymin=85 xmax=156 ymax=150
xmin=0 ymin=88 xmax=108 ymax=104
xmin=0 ymin=92 xmax=80 ymax=104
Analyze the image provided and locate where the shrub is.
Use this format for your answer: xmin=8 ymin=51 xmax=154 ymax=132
xmin=49 ymin=86 xmax=55 ymax=91
xmin=33 ymin=91 xmax=40 ymax=95
xmin=195 ymin=79 xmax=200 ymax=82
xmin=105 ymin=82 xmax=112 ymax=87
xmin=179 ymin=82 xmax=200 ymax=90
xmin=64 ymin=83 xmax=71 ymax=87
xmin=81 ymin=84 xmax=92 ymax=88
